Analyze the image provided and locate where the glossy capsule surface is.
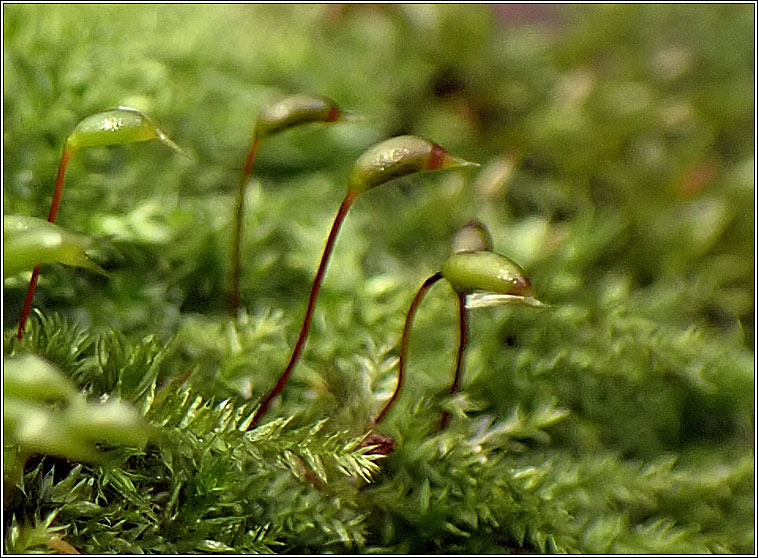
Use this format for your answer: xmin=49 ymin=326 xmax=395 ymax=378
xmin=441 ymin=251 xmax=533 ymax=297
xmin=66 ymin=108 xmax=159 ymax=151
xmin=347 ymin=135 xmax=476 ymax=193
xmin=254 ymin=94 xmax=341 ymax=140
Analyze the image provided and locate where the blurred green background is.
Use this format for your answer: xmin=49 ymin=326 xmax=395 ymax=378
xmin=4 ymin=4 xmax=753 ymax=337
xmin=2 ymin=4 xmax=754 ymax=554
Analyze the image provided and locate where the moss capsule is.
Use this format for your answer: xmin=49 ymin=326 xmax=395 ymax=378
xmin=347 ymin=135 xmax=477 ymax=194
xmin=66 ymin=107 xmax=187 ymax=156
xmin=231 ymin=94 xmax=348 ymax=316
xmin=451 ymin=219 xmax=494 ymax=254
xmin=441 ymin=251 xmax=534 ymax=298
xmin=4 ymin=214 xmax=106 ymax=278
xmin=253 ymin=94 xmax=343 ymax=141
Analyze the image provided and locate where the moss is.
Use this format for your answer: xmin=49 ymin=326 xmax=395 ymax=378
xmin=3 ymin=4 xmax=754 ymax=554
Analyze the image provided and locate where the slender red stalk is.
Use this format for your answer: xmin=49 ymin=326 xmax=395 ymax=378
xmin=47 ymin=147 xmax=74 ymax=223
xmin=16 ymin=266 xmax=42 ymax=339
xmin=441 ymin=293 xmax=468 ymax=429
xmin=16 ymin=147 xmax=75 ymax=339
xmin=242 ymin=137 xmax=261 ymax=179
xmin=373 ymin=272 xmax=444 ymax=426
xmin=230 ymin=137 xmax=262 ymax=316
xmin=250 ymin=189 xmax=359 ymax=427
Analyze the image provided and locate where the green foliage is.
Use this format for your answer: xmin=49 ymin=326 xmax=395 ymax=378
xmin=5 ymin=314 xmax=384 ymax=554
xmin=3 ymin=4 xmax=754 ymax=554
xmin=3 ymin=352 xmax=150 ymax=473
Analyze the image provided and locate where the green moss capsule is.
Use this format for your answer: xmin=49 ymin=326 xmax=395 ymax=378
xmin=66 ymin=107 xmax=187 ymax=156
xmin=4 ymin=214 xmax=106 ymax=278
xmin=441 ymin=250 xmax=533 ymax=297
xmin=3 ymin=354 xmax=77 ymax=402
xmin=347 ymin=135 xmax=478 ymax=194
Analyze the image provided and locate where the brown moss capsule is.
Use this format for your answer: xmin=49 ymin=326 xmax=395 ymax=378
xmin=253 ymin=94 xmax=342 ymax=141
xmin=347 ymin=135 xmax=477 ymax=194
xmin=231 ymin=94 xmax=348 ymax=316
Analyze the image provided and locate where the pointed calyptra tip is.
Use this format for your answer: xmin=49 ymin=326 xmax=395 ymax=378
xmin=451 ymin=220 xmax=494 ymax=254
xmin=253 ymin=93 xmax=345 ymax=141
xmin=429 ymin=148 xmax=480 ymax=172
xmin=154 ymin=127 xmax=192 ymax=159
xmin=441 ymin=250 xmax=535 ymax=299
xmin=120 ymin=107 xmax=191 ymax=158
xmin=347 ymin=135 xmax=478 ymax=194
xmin=338 ymin=109 xmax=364 ymax=123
